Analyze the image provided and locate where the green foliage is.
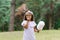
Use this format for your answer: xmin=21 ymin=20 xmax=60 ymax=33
xmin=26 ymin=0 xmax=60 ymax=29
xmin=15 ymin=0 xmax=26 ymax=31
xmin=0 ymin=0 xmax=11 ymax=31
xmin=54 ymin=2 xmax=60 ymax=29
xmin=0 ymin=0 xmax=60 ymax=31
xmin=16 ymin=0 xmax=25 ymax=8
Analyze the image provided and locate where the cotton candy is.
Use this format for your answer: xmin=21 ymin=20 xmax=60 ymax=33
xmin=37 ymin=21 xmax=45 ymax=30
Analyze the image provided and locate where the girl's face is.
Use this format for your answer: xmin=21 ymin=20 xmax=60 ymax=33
xmin=25 ymin=13 xmax=32 ymax=21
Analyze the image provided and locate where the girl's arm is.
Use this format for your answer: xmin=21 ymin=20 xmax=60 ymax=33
xmin=34 ymin=26 xmax=39 ymax=33
xmin=23 ymin=21 xmax=29 ymax=29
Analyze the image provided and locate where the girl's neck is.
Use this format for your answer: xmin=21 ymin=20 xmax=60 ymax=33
xmin=26 ymin=20 xmax=32 ymax=22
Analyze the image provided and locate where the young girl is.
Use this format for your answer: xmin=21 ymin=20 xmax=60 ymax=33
xmin=21 ymin=10 xmax=38 ymax=40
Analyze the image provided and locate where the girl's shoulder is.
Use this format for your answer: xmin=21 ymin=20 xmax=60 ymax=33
xmin=31 ymin=21 xmax=36 ymax=23
xmin=22 ymin=20 xmax=36 ymax=23
xmin=30 ymin=21 xmax=36 ymax=24
xmin=22 ymin=20 xmax=27 ymax=23
xmin=30 ymin=21 xmax=36 ymax=27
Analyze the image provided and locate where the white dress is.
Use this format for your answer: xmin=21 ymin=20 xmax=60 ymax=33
xmin=21 ymin=20 xmax=36 ymax=40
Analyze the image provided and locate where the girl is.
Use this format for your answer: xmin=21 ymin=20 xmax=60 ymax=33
xmin=21 ymin=10 xmax=39 ymax=40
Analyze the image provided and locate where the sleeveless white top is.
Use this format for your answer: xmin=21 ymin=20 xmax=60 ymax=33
xmin=21 ymin=20 xmax=36 ymax=40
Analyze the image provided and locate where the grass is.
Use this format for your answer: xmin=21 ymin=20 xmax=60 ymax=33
xmin=0 ymin=30 xmax=60 ymax=40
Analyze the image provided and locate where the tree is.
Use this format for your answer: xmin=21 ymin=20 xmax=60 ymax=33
xmin=9 ymin=0 xmax=16 ymax=31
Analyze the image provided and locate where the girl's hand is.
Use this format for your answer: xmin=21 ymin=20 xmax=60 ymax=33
xmin=34 ymin=27 xmax=40 ymax=33
xmin=23 ymin=21 xmax=29 ymax=29
xmin=37 ymin=30 xmax=40 ymax=33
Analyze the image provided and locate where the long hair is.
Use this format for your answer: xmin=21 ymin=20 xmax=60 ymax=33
xmin=23 ymin=10 xmax=35 ymax=21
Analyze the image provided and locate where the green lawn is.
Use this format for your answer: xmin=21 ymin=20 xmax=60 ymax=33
xmin=0 ymin=30 xmax=60 ymax=40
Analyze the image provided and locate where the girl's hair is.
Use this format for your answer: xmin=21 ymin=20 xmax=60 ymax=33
xmin=24 ymin=10 xmax=35 ymax=21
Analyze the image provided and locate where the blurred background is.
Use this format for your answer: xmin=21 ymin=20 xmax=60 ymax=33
xmin=0 ymin=0 xmax=60 ymax=32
